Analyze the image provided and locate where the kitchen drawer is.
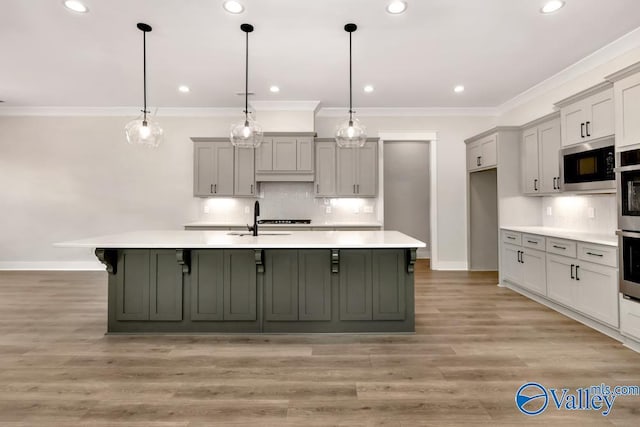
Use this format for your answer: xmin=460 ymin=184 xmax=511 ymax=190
xmin=523 ymin=234 xmax=546 ymax=250
xmin=577 ymin=243 xmax=617 ymax=268
xmin=546 ymin=238 xmax=577 ymax=258
xmin=620 ymin=295 xmax=640 ymax=342
xmin=502 ymin=230 xmax=522 ymax=246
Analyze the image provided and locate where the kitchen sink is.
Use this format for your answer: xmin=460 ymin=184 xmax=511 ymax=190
xmin=226 ymin=231 xmax=292 ymax=236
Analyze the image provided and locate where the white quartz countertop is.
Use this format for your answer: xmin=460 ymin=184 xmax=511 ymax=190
xmin=184 ymin=221 xmax=383 ymax=228
xmin=56 ymin=230 xmax=426 ymax=249
xmin=501 ymin=226 xmax=617 ymax=247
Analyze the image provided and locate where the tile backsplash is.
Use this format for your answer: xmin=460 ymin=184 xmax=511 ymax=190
xmin=541 ymin=194 xmax=616 ymax=234
xmin=197 ymin=182 xmax=379 ymax=224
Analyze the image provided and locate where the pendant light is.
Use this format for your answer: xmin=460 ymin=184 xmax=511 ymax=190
xmin=230 ymin=24 xmax=263 ymax=148
xmin=335 ymin=23 xmax=367 ymax=148
xmin=125 ymin=23 xmax=163 ymax=147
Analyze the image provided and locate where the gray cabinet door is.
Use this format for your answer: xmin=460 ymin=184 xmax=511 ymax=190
xmin=299 ymin=250 xmax=332 ymax=321
xmin=234 ymin=147 xmax=256 ymax=196
xmin=116 ymin=250 xmax=150 ymax=321
xmin=539 ymin=118 xmax=561 ymax=193
xmin=191 ymin=250 xmax=224 ymax=321
xmin=356 ymin=142 xmax=377 ymax=196
xmin=339 ymin=250 xmax=372 ymax=320
xmin=273 ymin=137 xmax=298 ymax=171
xmin=315 ymin=141 xmax=336 ymax=196
xmin=256 ymin=138 xmax=273 ymax=172
xmin=149 ymin=250 xmax=183 ymax=321
xmin=336 ymin=147 xmax=357 ymax=196
xmin=213 ymin=143 xmax=235 ymax=196
xmin=297 ymin=138 xmax=314 ymax=173
xmin=264 ymin=250 xmax=299 ymax=321
xmin=194 ymin=142 xmax=214 ymax=197
xmin=372 ymin=250 xmax=405 ymax=320
xmin=224 ymin=250 xmax=257 ymax=321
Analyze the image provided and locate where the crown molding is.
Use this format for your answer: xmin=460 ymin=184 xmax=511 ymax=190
xmin=605 ymin=60 xmax=640 ymax=82
xmin=553 ymin=81 xmax=613 ymax=109
xmin=316 ymin=107 xmax=499 ymax=117
xmin=497 ymin=26 xmax=640 ymax=116
xmin=0 ymin=107 xmax=241 ymax=117
xmin=249 ymin=100 xmax=321 ymax=112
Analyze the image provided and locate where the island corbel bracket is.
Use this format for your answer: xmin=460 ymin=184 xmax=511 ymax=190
xmin=176 ymin=249 xmax=191 ymax=274
xmin=255 ymin=249 xmax=264 ymax=273
xmin=95 ymin=248 xmax=117 ymax=274
xmin=407 ymin=248 xmax=417 ymax=273
xmin=331 ymin=249 xmax=340 ymax=273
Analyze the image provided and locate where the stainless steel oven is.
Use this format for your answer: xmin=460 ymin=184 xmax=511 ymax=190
xmin=618 ymin=230 xmax=640 ymax=300
xmin=617 ymin=148 xmax=640 ymax=231
xmin=561 ymin=138 xmax=615 ymax=192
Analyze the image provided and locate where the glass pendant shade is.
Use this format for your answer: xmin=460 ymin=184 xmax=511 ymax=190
xmin=230 ymin=112 xmax=263 ymax=148
xmin=125 ymin=114 xmax=163 ymax=147
xmin=335 ymin=117 xmax=367 ymax=148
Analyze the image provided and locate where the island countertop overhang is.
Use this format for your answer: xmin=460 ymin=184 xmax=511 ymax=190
xmin=56 ymin=230 xmax=426 ymax=249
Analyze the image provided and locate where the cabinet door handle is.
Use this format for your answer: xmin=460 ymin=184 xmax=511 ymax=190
xmin=553 ymin=177 xmax=557 ymax=190
xmin=585 ymin=251 xmax=603 ymax=257
xmin=250 ymin=184 xmax=254 ymax=194
xmin=479 ymin=156 xmax=482 ymax=166
xmin=210 ymin=184 xmax=214 ymax=194
xmin=553 ymin=245 xmax=566 ymax=250
xmin=214 ymin=184 xmax=217 ymax=193
xmin=534 ymin=179 xmax=538 ymax=191
xmin=516 ymin=251 xmax=520 ymax=263
xmin=316 ymin=183 xmax=319 ymax=193
xmin=575 ymin=265 xmax=580 ymax=281
xmin=581 ymin=123 xmax=585 ymax=138
xmin=570 ymin=264 xmax=575 ymax=279
xmin=353 ymin=184 xmax=356 ymax=194
xmin=556 ymin=177 xmax=561 ymax=190
xmin=357 ymin=184 xmax=360 ymax=194
xmin=586 ymin=121 xmax=591 ymax=137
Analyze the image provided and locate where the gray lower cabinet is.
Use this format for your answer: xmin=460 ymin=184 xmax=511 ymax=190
xmin=339 ymin=250 xmax=373 ymax=320
xmin=264 ymin=249 xmax=333 ymax=322
xmin=116 ymin=250 xmax=183 ymax=321
xmin=372 ymin=250 xmax=405 ymax=320
xmin=190 ymin=249 xmax=257 ymax=321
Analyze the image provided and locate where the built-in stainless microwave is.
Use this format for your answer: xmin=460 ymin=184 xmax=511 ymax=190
xmin=561 ymin=138 xmax=615 ymax=192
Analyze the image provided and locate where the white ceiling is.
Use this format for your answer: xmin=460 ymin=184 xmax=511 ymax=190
xmin=2 ymin=0 xmax=640 ymax=109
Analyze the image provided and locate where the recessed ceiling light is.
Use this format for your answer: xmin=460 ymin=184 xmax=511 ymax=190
xmin=386 ymin=1 xmax=407 ymax=14
xmin=364 ymin=85 xmax=374 ymax=93
xmin=454 ymin=85 xmax=465 ymax=93
xmin=541 ymin=0 xmax=565 ymax=14
xmin=63 ymin=0 xmax=89 ymax=13
xmin=269 ymin=85 xmax=280 ymax=93
xmin=178 ymin=85 xmax=190 ymax=93
xmin=223 ymin=1 xmax=244 ymax=14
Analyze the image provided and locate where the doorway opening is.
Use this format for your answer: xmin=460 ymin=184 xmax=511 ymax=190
xmin=468 ymin=168 xmax=498 ymax=271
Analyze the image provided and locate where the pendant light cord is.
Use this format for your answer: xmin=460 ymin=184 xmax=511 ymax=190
xmin=142 ymin=30 xmax=148 ymax=122
xmin=244 ymin=29 xmax=249 ymax=121
xmin=349 ymin=30 xmax=353 ymax=122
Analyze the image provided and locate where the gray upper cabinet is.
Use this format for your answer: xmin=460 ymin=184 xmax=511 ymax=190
xmin=193 ymin=140 xmax=234 ymax=197
xmin=466 ymin=134 xmax=497 ymax=172
xmin=314 ymin=141 xmax=336 ymax=197
xmin=337 ymin=141 xmax=378 ymax=197
xmin=556 ymin=82 xmax=614 ymax=147
xmin=255 ymin=134 xmax=316 ymax=181
xmin=606 ymin=62 xmax=640 ymax=149
xmin=234 ymin=147 xmax=256 ymax=196
xmin=521 ymin=114 xmax=561 ymax=195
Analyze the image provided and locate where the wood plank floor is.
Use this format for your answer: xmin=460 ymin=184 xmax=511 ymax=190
xmin=0 ymin=261 xmax=639 ymax=426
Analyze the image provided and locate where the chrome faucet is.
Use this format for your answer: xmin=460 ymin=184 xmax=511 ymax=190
xmin=247 ymin=200 xmax=260 ymax=236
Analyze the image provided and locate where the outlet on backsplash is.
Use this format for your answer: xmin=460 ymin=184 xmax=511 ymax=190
xmin=541 ymin=195 xmax=615 ymax=234
xmin=587 ymin=207 xmax=596 ymax=219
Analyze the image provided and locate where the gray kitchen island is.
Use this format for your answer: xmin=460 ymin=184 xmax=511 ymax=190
xmin=57 ymin=230 xmax=425 ymax=333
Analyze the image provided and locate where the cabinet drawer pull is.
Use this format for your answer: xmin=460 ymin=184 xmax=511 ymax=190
xmin=553 ymin=245 xmax=566 ymax=250
xmin=571 ymin=264 xmax=575 ymax=279
xmin=527 ymin=240 xmax=538 ymax=244
xmin=581 ymin=123 xmax=585 ymax=138
xmin=586 ymin=251 xmax=603 ymax=257
xmin=507 ymin=236 xmax=516 ymax=240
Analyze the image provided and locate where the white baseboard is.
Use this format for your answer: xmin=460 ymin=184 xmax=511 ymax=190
xmin=0 ymin=261 xmax=104 ymax=271
xmin=431 ymin=260 xmax=468 ymax=271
